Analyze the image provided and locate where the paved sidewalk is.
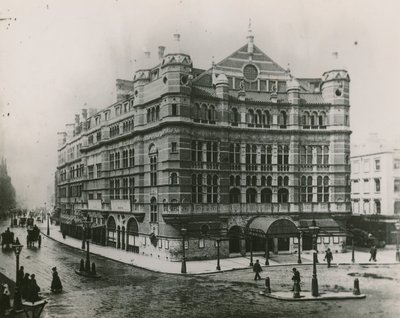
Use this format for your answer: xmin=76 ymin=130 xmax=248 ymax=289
xmin=39 ymin=223 xmax=399 ymax=275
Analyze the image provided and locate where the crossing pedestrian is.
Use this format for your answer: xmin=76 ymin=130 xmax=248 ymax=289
xmin=253 ymin=259 xmax=262 ymax=280
xmin=324 ymin=248 xmax=333 ymax=268
xmin=26 ymin=274 xmax=40 ymax=302
xmin=21 ymin=273 xmax=31 ymax=299
xmin=291 ymin=268 xmax=301 ymax=291
xmin=51 ymin=267 xmax=63 ymax=292
xmin=369 ymin=245 xmax=377 ymax=262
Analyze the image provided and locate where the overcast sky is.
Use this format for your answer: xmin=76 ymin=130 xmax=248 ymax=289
xmin=0 ymin=0 xmax=399 ymax=208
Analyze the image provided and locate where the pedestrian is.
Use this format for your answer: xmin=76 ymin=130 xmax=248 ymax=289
xmin=324 ymin=248 xmax=333 ymax=268
xmin=38 ymin=235 xmax=42 ymax=248
xmin=21 ymin=273 xmax=31 ymax=300
xmin=27 ymin=274 xmax=40 ymax=302
xmin=17 ymin=266 xmax=24 ymax=286
xmin=51 ymin=267 xmax=63 ymax=292
xmin=0 ymin=284 xmax=11 ymax=310
xmin=291 ymin=268 xmax=301 ymax=291
xmin=253 ymin=259 xmax=262 ymax=280
xmin=369 ymin=245 xmax=377 ymax=262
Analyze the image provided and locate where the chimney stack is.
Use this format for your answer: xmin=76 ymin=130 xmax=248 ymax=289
xmin=74 ymin=114 xmax=80 ymax=125
xmin=82 ymin=109 xmax=88 ymax=120
xmin=158 ymin=46 xmax=166 ymax=61
xmin=173 ymin=33 xmax=180 ymax=42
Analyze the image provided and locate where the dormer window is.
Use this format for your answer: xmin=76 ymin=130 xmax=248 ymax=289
xmin=115 ymin=106 xmax=121 ymax=116
xmin=104 ymin=111 xmax=110 ymax=121
xmin=95 ymin=116 xmax=101 ymax=126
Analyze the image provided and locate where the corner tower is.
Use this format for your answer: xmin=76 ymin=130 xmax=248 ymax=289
xmin=321 ymin=70 xmax=350 ymax=105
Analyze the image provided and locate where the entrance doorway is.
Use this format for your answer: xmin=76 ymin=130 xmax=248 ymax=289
xmin=228 ymin=226 xmax=242 ymax=253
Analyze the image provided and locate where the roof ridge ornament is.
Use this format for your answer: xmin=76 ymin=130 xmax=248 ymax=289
xmin=246 ymin=18 xmax=254 ymax=55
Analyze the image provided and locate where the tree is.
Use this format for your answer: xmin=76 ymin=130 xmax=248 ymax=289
xmin=0 ymin=157 xmax=16 ymax=217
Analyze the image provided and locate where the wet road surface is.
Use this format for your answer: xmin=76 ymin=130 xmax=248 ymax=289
xmin=1 ymin=221 xmax=400 ymax=318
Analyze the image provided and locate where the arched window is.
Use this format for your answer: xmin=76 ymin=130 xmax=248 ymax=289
xmin=247 ymin=109 xmax=255 ymax=126
xmin=170 ymin=173 xmax=178 ymax=185
xmin=246 ymin=188 xmax=257 ymax=203
xmin=301 ymin=176 xmax=307 ymax=202
xmin=147 ymin=109 xmax=151 ymax=123
xmin=267 ymin=176 xmax=272 ymax=186
xmin=319 ymin=111 xmax=326 ymax=128
xmin=303 ymin=111 xmax=310 ymax=127
xmin=149 ymin=144 xmax=158 ymax=187
xmin=317 ymin=176 xmax=323 ymax=202
xmin=230 ymin=188 xmax=241 ymax=203
xmin=311 ymin=112 xmax=318 ymax=127
xmin=323 ymin=146 xmax=329 ymax=164
xmin=246 ymin=176 xmax=251 ymax=186
xmin=235 ymin=175 xmax=241 ymax=186
xmin=197 ymin=174 xmax=203 ymax=203
xmin=256 ymin=109 xmax=262 ymax=126
xmin=206 ymin=174 xmax=212 ymax=203
xmin=252 ymin=176 xmax=257 ymax=186
xmin=323 ymin=176 xmax=329 ymax=202
xmin=231 ymin=108 xmax=240 ymax=126
xmin=201 ymin=104 xmax=207 ymax=121
xmin=277 ymin=188 xmax=289 ymax=203
xmin=208 ymin=105 xmax=215 ymax=122
xmin=316 ymin=146 xmax=323 ymax=164
xmin=278 ymin=176 xmax=283 ymax=187
xmin=279 ymin=111 xmax=287 ymax=128
xmin=261 ymin=188 xmax=272 ymax=203
xmin=156 ymin=105 xmax=160 ymax=120
xmin=284 ymin=176 xmax=289 ymax=186
xmin=307 ymin=146 xmax=313 ymax=165
xmin=127 ymin=217 xmax=139 ymax=252
xmin=150 ymin=197 xmax=157 ymax=223
xmin=307 ymin=176 xmax=313 ymax=202
xmin=107 ymin=216 xmax=117 ymax=247
xmin=230 ymin=175 xmax=235 ymax=186
xmin=264 ymin=110 xmax=271 ymax=127
xmin=151 ymin=107 xmax=155 ymax=122
xmin=261 ymin=176 xmax=266 ymax=186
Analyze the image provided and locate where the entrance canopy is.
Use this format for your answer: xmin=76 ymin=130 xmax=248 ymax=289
xmin=247 ymin=217 xmax=299 ymax=238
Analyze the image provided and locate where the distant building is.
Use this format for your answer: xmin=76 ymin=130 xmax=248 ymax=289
xmin=349 ymin=136 xmax=400 ymax=244
xmin=351 ymin=139 xmax=400 ymax=215
xmin=55 ymin=28 xmax=351 ymax=261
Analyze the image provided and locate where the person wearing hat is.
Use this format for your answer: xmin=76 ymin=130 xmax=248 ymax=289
xmin=27 ymin=274 xmax=40 ymax=302
xmin=291 ymin=268 xmax=301 ymax=291
xmin=0 ymin=283 xmax=11 ymax=312
xmin=51 ymin=267 xmax=63 ymax=292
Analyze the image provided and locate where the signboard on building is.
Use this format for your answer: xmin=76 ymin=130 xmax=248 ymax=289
xmin=111 ymin=200 xmax=131 ymax=212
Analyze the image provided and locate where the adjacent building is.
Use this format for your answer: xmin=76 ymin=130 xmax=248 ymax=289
xmin=55 ymin=28 xmax=351 ymax=262
xmin=350 ymin=138 xmax=400 ymax=243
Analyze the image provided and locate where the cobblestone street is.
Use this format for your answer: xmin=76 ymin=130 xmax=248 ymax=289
xmin=1 ymin=221 xmax=400 ymax=317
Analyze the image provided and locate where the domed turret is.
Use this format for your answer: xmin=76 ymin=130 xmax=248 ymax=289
xmin=215 ymin=73 xmax=229 ymax=100
xmin=286 ymin=77 xmax=300 ymax=104
xmin=321 ymin=69 xmax=350 ymax=105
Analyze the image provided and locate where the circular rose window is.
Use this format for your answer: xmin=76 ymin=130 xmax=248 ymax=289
xmin=243 ymin=64 xmax=258 ymax=82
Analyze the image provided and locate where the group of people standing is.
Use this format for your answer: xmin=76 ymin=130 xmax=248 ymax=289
xmin=17 ymin=266 xmax=41 ymax=302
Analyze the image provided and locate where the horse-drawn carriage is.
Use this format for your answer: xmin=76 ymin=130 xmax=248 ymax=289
xmin=1 ymin=228 xmax=15 ymax=249
xmin=27 ymin=225 xmax=41 ymax=247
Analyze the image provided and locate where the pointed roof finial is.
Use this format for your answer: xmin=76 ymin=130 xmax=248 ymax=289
xmin=247 ymin=18 xmax=254 ymax=54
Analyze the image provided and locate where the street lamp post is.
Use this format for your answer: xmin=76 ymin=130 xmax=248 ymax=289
xmin=82 ymin=217 xmax=92 ymax=272
xmin=297 ymin=232 xmax=302 ymax=264
xmin=249 ymin=236 xmax=254 ymax=267
xmin=12 ymin=240 xmax=23 ymax=309
xmin=47 ymin=212 xmax=50 ymax=236
xmin=395 ymin=221 xmax=400 ymax=262
xmin=181 ymin=228 xmax=187 ymax=274
xmin=309 ymin=220 xmax=320 ymax=297
xmin=10 ymin=211 xmax=14 ymax=228
xmin=216 ymin=239 xmax=221 ymax=271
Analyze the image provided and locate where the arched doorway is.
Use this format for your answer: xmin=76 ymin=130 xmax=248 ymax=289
xmin=228 ymin=226 xmax=242 ymax=253
xmin=107 ymin=216 xmax=116 ymax=247
xmin=127 ymin=218 xmax=139 ymax=253
xmin=247 ymin=217 xmax=299 ymax=254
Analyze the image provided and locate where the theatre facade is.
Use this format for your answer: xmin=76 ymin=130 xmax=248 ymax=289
xmin=55 ymin=29 xmax=351 ymax=262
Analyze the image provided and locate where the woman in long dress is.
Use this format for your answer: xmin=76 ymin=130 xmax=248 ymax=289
xmin=51 ymin=267 xmax=63 ymax=292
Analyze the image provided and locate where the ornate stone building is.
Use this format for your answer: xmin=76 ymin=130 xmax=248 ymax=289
xmin=55 ymin=29 xmax=351 ymax=262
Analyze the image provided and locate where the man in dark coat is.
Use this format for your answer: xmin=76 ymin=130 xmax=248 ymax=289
xmin=253 ymin=259 xmax=262 ymax=280
xmin=21 ymin=273 xmax=30 ymax=300
xmin=291 ymin=268 xmax=301 ymax=291
xmin=369 ymin=245 xmax=377 ymax=262
xmin=27 ymin=274 xmax=40 ymax=302
xmin=324 ymin=248 xmax=333 ymax=268
xmin=17 ymin=266 xmax=24 ymax=287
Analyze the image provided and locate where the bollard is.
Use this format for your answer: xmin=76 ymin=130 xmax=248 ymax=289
xmin=80 ymin=259 xmax=85 ymax=272
xmin=293 ymin=281 xmax=301 ymax=298
xmin=91 ymin=262 xmax=96 ymax=275
xmin=264 ymin=277 xmax=271 ymax=293
xmin=353 ymin=278 xmax=360 ymax=295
